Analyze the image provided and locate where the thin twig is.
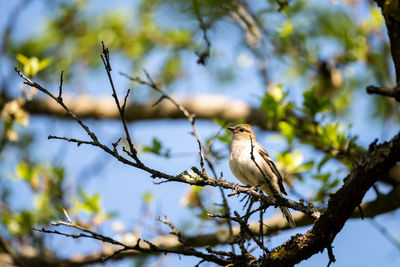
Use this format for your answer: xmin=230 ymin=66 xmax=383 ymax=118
xmin=100 ymin=42 xmax=139 ymax=162
xmin=15 ymin=68 xmax=100 ymax=143
xmin=121 ymin=89 xmax=131 ymax=115
xmin=120 ymin=70 xmax=209 ymax=178
xmin=48 ymin=135 xmax=96 ymax=147
xmin=193 ymin=0 xmax=211 ymax=65
xmin=112 ymin=137 xmax=122 ymax=153
xmin=33 ymin=221 xmax=230 ymax=265
xmin=16 ymin=56 xmax=318 ymax=219
xmin=234 ymin=211 xmax=269 ymax=253
xmin=326 ymin=244 xmax=336 ymax=267
xmin=157 ymin=215 xmax=190 ymax=247
xmin=58 ymin=70 xmax=64 ymax=101
xmin=202 ymin=126 xmax=234 ymax=250
xmin=63 ymin=208 xmax=72 ymax=223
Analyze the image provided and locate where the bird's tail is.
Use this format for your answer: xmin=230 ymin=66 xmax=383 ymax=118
xmin=280 ymin=207 xmax=296 ymax=228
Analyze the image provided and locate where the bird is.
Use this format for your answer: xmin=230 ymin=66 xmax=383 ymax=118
xmin=228 ymin=124 xmax=296 ymax=228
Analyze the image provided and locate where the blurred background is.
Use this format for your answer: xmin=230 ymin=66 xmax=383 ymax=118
xmin=1 ymin=0 xmax=400 ymax=266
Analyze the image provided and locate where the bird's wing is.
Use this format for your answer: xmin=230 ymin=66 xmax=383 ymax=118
xmin=258 ymin=146 xmax=287 ymax=195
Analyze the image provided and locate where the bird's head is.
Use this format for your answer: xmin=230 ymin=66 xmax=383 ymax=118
xmin=228 ymin=124 xmax=256 ymax=141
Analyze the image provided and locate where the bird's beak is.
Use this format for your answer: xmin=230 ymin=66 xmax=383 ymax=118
xmin=227 ymin=127 xmax=234 ymax=132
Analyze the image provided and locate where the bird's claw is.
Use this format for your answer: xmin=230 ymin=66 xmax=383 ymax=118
xmin=243 ymin=186 xmax=257 ymax=192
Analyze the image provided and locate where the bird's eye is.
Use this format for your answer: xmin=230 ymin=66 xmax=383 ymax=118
xmin=239 ymin=128 xmax=244 ymax=132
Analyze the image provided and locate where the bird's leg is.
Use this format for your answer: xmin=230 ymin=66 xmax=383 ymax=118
xmin=243 ymin=184 xmax=263 ymax=192
xmin=229 ymin=184 xmax=259 ymax=197
xmin=243 ymin=186 xmax=257 ymax=192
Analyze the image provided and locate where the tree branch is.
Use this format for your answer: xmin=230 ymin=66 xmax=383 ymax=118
xmin=371 ymin=1 xmax=400 ymax=89
xmin=366 ymin=85 xmax=400 ymax=102
xmin=100 ymin=42 xmax=139 ymax=161
xmin=15 ymin=67 xmax=319 ymax=218
xmin=6 ymin=186 xmax=399 ymax=266
xmin=33 ymin=210 xmax=230 ymax=266
xmin=15 ymin=93 xmax=365 ymax=163
xmin=254 ymin=131 xmax=400 ymax=266
xmin=14 ymin=42 xmax=400 ymax=266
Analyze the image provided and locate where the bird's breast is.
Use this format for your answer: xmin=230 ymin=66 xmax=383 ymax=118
xmin=229 ymin=141 xmax=262 ymax=186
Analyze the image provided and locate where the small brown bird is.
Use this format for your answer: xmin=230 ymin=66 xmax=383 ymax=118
xmin=228 ymin=124 xmax=296 ymax=228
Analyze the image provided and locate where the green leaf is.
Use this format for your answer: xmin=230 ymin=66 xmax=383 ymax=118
xmin=313 ymin=188 xmax=327 ymax=202
xmin=16 ymin=53 xmax=29 ymax=65
xmin=278 ymin=20 xmax=293 ymax=38
xmin=318 ymin=155 xmax=332 ymax=172
xmin=16 ymin=162 xmax=31 ymax=181
xmin=76 ymin=188 xmax=102 ymax=214
xmin=7 ymin=210 xmax=34 ymax=236
xmin=217 ymin=131 xmax=231 ymax=144
xmin=291 ymin=151 xmax=303 ymax=168
xmin=34 ymin=193 xmax=57 ymax=223
xmin=161 ymin=56 xmax=181 ymax=84
xmin=38 ymin=58 xmax=52 ymax=71
xmin=196 ymin=205 xmax=212 ymax=221
xmin=279 ymin=121 xmax=295 ymax=143
xmin=143 ymin=138 xmax=161 ymax=153
xmin=295 ymin=161 xmax=314 ymax=172
xmin=142 ymin=138 xmax=170 ymax=158
xmin=303 ymin=88 xmax=330 ymax=116
xmin=213 ymin=118 xmax=228 ymax=127
xmin=166 ymin=29 xmax=191 ymax=45
xmin=370 ymin=6 xmax=384 ymax=29
xmin=261 ymin=91 xmax=280 ymax=125
xmin=328 ymin=179 xmax=340 ymax=189
xmin=142 ymin=191 xmax=154 ymax=204
xmin=277 ymin=150 xmax=313 ymax=174
xmin=314 ymin=173 xmax=331 ymax=184
xmin=51 ymin=165 xmax=65 ymax=182
xmin=16 ymin=53 xmax=52 ymax=76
